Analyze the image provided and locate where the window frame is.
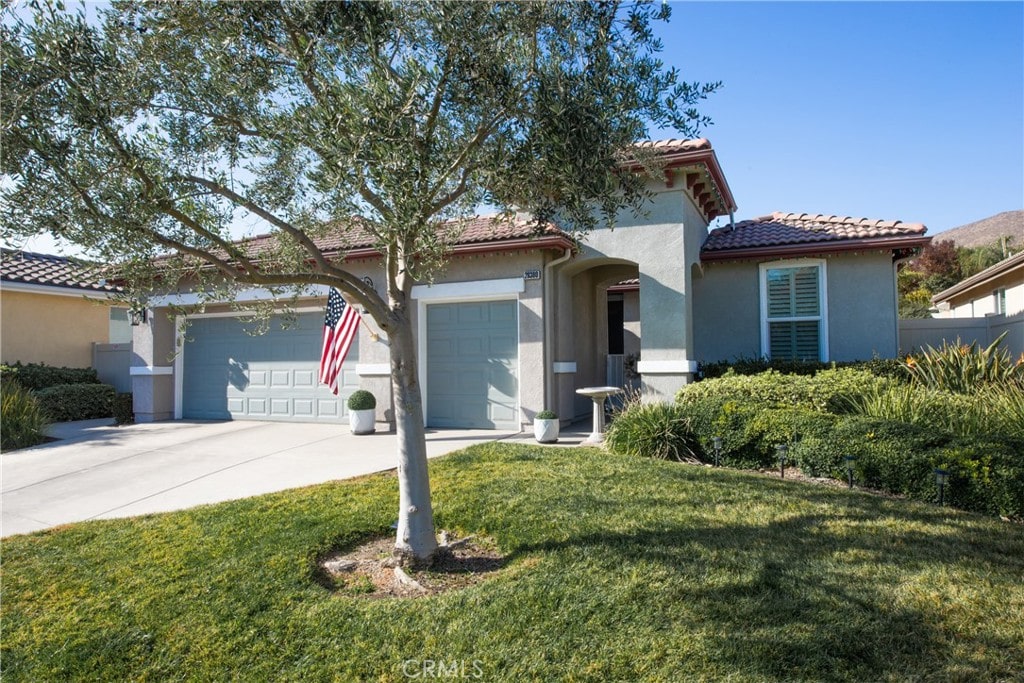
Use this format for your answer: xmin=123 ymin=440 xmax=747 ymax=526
xmin=758 ymin=258 xmax=829 ymax=361
xmin=993 ymin=288 xmax=1007 ymax=315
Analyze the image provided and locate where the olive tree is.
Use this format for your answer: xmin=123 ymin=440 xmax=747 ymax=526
xmin=1 ymin=0 xmax=717 ymax=564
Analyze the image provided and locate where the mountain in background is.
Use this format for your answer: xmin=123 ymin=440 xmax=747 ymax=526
xmin=933 ymin=210 xmax=1023 ymax=250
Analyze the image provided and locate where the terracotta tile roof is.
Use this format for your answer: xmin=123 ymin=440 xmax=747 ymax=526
xmin=0 ymin=249 xmax=119 ymax=293
xmin=632 ymin=138 xmax=713 ymax=154
xmin=215 ymin=215 xmax=571 ymax=261
xmin=702 ymin=212 xmax=928 ymax=258
xmin=609 ymin=278 xmax=640 ymax=291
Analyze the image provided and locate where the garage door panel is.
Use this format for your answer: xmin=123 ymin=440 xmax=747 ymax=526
xmin=426 ymin=300 xmax=518 ymax=430
xmin=317 ymin=399 xmax=340 ymax=418
xmin=183 ymin=313 xmax=358 ymax=423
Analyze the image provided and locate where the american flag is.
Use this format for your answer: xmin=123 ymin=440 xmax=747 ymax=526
xmin=319 ymin=288 xmax=361 ymax=394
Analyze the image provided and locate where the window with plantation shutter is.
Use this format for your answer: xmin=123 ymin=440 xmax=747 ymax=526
xmin=759 ymin=260 xmax=828 ymax=361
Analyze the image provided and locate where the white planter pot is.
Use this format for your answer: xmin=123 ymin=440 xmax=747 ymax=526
xmin=534 ymin=418 xmax=559 ymax=443
xmin=349 ymin=409 xmax=376 ymax=435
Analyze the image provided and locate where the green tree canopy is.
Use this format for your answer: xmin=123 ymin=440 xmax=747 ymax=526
xmin=2 ymin=0 xmax=719 ymax=562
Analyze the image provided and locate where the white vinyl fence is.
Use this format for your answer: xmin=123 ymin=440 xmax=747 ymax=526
xmin=899 ymin=312 xmax=1024 ymax=357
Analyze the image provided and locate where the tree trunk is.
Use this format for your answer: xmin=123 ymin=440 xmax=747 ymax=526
xmin=388 ymin=317 xmax=438 ymax=566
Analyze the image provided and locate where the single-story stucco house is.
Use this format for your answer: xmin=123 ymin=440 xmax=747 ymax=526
xmin=129 ymin=138 xmax=930 ymax=429
xmin=1 ymin=249 xmax=131 ymax=378
xmin=931 ymin=250 xmax=1024 ymax=318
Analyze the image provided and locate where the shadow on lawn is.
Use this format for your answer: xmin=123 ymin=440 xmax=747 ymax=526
xmin=505 ymin=505 xmax=1021 ymax=681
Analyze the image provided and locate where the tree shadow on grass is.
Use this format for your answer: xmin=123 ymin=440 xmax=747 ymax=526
xmin=505 ymin=508 xmax=1023 ymax=682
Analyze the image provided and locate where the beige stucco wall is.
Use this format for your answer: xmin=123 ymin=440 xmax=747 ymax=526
xmin=935 ymin=267 xmax=1024 ymax=319
xmin=1 ymin=289 xmax=111 ymax=367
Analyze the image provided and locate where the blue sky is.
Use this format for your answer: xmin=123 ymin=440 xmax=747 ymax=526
xmin=653 ymin=1 xmax=1024 ymax=235
xmin=7 ymin=1 xmax=1022 ymax=256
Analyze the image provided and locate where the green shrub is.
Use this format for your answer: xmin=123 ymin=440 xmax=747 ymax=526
xmin=745 ymin=408 xmax=839 ymax=469
xmin=830 ymin=415 xmax=952 ymax=455
xmin=606 ymin=400 xmax=699 ymax=462
xmin=1 ymin=378 xmax=49 ymax=451
xmin=0 ymin=362 xmax=100 ymax=391
xmin=535 ymin=410 xmax=557 ymax=420
xmin=113 ymin=393 xmax=134 ymax=425
xmin=698 ymin=356 xmax=910 ymax=382
xmin=792 ymin=436 xmax=847 ymax=478
xmin=34 ymin=383 xmax=115 ymax=422
xmin=678 ymin=368 xmax=892 ymax=415
xmin=853 ymin=434 xmax=937 ymax=501
xmin=903 ymin=333 xmax=1024 ymax=393
xmin=933 ymin=439 xmax=1024 ymax=519
xmin=346 ymin=389 xmax=376 ymax=411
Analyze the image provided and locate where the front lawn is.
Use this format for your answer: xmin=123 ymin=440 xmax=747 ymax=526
xmin=2 ymin=443 xmax=1022 ymax=681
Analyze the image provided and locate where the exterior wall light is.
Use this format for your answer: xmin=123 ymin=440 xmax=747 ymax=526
xmin=128 ymin=305 xmax=148 ymax=326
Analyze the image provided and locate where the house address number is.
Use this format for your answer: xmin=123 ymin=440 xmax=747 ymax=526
xmin=524 ymin=269 xmax=541 ymax=280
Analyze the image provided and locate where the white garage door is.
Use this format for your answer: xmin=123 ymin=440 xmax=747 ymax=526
xmin=426 ymin=300 xmax=518 ymax=430
xmin=181 ymin=313 xmax=358 ymax=422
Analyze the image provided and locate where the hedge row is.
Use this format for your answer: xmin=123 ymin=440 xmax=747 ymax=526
xmin=669 ymin=369 xmax=1024 ymax=520
xmin=34 ymin=384 xmax=115 ymax=423
xmin=698 ymin=357 xmax=909 ymax=382
xmin=0 ymin=362 xmax=100 ymax=391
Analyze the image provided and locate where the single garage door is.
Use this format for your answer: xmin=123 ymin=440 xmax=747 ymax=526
xmin=182 ymin=313 xmax=358 ymax=422
xmin=426 ymin=300 xmax=518 ymax=430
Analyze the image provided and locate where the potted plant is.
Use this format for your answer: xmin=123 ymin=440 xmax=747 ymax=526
xmin=534 ymin=410 xmax=559 ymax=443
xmin=347 ymin=389 xmax=377 ymax=435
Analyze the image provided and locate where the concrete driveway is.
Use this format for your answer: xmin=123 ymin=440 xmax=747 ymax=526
xmin=2 ymin=419 xmax=515 ymax=538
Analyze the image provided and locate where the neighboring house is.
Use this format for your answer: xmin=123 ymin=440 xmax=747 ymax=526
xmin=931 ymin=250 xmax=1024 ymax=318
xmin=130 ymin=138 xmax=931 ymax=428
xmin=1 ymin=249 xmax=131 ymax=387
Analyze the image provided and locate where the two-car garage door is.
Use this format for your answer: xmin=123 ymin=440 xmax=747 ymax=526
xmin=180 ymin=300 xmax=519 ymax=429
xmin=181 ymin=313 xmax=358 ymax=422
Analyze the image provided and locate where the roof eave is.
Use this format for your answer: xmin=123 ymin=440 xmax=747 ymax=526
xmin=340 ymin=235 xmax=576 ymax=261
xmin=622 ymin=146 xmax=738 ymax=220
xmin=700 ymin=235 xmax=932 ymax=262
xmin=0 ymin=279 xmax=119 ymax=298
xmin=931 ymin=251 xmax=1024 ymax=303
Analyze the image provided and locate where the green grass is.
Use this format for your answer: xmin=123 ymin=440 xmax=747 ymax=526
xmin=3 ymin=443 xmax=1023 ymax=682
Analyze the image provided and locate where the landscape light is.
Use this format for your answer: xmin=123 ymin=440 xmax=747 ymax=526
xmin=776 ymin=444 xmax=788 ymax=479
xmin=934 ymin=468 xmax=949 ymax=507
xmin=712 ymin=436 xmax=722 ymax=467
xmin=844 ymin=455 xmax=857 ymax=489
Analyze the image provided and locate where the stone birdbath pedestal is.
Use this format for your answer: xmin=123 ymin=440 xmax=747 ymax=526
xmin=576 ymin=386 xmax=624 ymax=444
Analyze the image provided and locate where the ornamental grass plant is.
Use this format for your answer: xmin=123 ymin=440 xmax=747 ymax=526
xmin=1 ymin=378 xmax=48 ymax=451
xmin=606 ymin=395 xmax=700 ymax=462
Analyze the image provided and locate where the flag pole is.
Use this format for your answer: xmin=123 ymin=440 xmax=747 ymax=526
xmin=347 ymin=294 xmax=382 ymax=343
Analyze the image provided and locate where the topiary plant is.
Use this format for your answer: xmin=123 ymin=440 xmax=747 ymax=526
xmin=346 ymin=389 xmax=377 ymax=411
xmin=536 ymin=410 xmax=557 ymax=420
